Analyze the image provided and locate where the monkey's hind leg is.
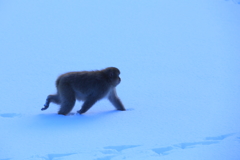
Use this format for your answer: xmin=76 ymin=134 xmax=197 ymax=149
xmin=58 ymin=100 xmax=76 ymax=115
xmin=58 ymin=88 xmax=76 ymax=115
xmin=42 ymin=94 xmax=60 ymax=111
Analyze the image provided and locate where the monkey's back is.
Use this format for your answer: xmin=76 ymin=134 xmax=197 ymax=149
xmin=56 ymin=71 xmax=111 ymax=100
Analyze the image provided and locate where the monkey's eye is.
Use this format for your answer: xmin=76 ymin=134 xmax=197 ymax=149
xmin=109 ymin=73 xmax=113 ymax=77
xmin=110 ymin=72 xmax=117 ymax=78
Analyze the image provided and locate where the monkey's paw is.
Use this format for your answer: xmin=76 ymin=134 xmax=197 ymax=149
xmin=117 ymin=108 xmax=126 ymax=111
xmin=77 ymin=110 xmax=85 ymax=114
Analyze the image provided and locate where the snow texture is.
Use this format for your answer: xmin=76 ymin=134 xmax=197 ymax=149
xmin=0 ymin=0 xmax=240 ymax=159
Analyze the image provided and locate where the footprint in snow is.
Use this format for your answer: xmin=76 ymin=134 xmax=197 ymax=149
xmin=94 ymin=155 xmax=116 ymax=160
xmin=226 ymin=0 xmax=240 ymax=4
xmin=95 ymin=145 xmax=140 ymax=160
xmin=152 ymin=133 xmax=235 ymax=156
xmin=0 ymin=113 xmax=21 ymax=118
xmin=46 ymin=153 xmax=76 ymax=160
xmin=25 ymin=133 xmax=237 ymax=159
xmin=30 ymin=153 xmax=76 ymax=160
xmin=204 ymin=133 xmax=235 ymax=141
xmin=103 ymin=145 xmax=140 ymax=152
xmin=152 ymin=146 xmax=174 ymax=156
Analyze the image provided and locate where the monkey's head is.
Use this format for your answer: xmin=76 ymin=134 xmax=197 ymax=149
xmin=102 ymin=67 xmax=121 ymax=87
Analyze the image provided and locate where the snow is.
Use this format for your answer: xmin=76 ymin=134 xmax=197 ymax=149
xmin=0 ymin=0 xmax=240 ymax=159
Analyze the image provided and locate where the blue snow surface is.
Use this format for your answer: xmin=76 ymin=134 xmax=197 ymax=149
xmin=0 ymin=0 xmax=240 ymax=159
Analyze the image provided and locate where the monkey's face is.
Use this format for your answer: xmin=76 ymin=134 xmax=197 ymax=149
xmin=111 ymin=75 xmax=121 ymax=87
xmin=103 ymin=67 xmax=121 ymax=87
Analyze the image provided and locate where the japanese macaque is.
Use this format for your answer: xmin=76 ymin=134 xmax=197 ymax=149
xmin=42 ymin=67 xmax=125 ymax=115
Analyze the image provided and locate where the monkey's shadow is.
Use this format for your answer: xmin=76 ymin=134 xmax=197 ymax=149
xmin=33 ymin=110 xmax=121 ymax=129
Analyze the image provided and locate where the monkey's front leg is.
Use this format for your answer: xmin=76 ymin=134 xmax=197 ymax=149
xmin=78 ymin=98 xmax=98 ymax=114
xmin=108 ymin=89 xmax=125 ymax=111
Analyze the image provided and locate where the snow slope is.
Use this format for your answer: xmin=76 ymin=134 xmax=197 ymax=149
xmin=0 ymin=0 xmax=240 ymax=159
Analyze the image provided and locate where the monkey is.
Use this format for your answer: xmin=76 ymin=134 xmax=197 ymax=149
xmin=42 ymin=67 xmax=126 ymax=115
